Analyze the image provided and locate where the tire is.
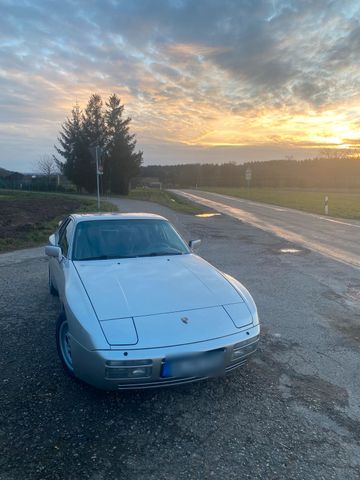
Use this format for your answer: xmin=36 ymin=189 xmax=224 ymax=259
xmin=49 ymin=268 xmax=58 ymax=297
xmin=56 ymin=312 xmax=75 ymax=378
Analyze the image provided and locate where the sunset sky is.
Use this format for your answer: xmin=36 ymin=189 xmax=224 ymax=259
xmin=1 ymin=0 xmax=360 ymax=172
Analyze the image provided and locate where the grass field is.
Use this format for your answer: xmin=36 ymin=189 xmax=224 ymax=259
xmin=128 ymin=188 xmax=209 ymax=214
xmin=0 ymin=190 xmax=116 ymax=253
xmin=200 ymin=187 xmax=360 ymax=220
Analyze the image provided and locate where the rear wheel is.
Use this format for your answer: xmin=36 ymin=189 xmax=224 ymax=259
xmin=49 ymin=268 xmax=58 ymax=296
xmin=56 ymin=312 xmax=75 ymax=377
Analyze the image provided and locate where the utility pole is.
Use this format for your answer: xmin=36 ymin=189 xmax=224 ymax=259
xmin=96 ymin=146 xmax=100 ymax=211
xmin=90 ymin=145 xmax=103 ymax=211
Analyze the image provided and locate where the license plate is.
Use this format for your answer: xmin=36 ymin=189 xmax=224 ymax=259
xmin=161 ymin=349 xmax=225 ymax=378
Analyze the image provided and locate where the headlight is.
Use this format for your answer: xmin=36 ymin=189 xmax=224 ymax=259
xmin=222 ymin=273 xmax=259 ymax=326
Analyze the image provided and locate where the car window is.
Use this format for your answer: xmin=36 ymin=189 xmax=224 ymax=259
xmin=57 ymin=217 xmax=69 ymax=243
xmin=72 ymin=219 xmax=190 ymax=261
xmin=59 ymin=219 xmax=74 ymax=258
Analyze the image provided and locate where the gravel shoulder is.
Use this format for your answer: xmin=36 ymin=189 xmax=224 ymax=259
xmin=1 ymin=198 xmax=360 ymax=480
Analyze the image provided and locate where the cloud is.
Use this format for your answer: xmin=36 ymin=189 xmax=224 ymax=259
xmin=0 ymin=0 xmax=359 ymax=170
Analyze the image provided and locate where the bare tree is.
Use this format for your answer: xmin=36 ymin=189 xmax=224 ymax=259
xmin=37 ymin=154 xmax=58 ymax=183
xmin=318 ymin=148 xmax=347 ymax=160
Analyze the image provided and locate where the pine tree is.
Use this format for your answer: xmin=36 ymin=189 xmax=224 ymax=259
xmin=83 ymin=94 xmax=106 ymax=149
xmin=54 ymin=104 xmax=90 ymax=192
xmin=104 ymin=94 xmax=143 ymax=194
xmin=81 ymin=94 xmax=107 ymax=193
xmin=55 ymin=93 xmax=142 ymax=194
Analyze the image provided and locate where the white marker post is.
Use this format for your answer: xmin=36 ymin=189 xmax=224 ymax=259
xmin=324 ymin=195 xmax=329 ymax=215
xmin=245 ymin=167 xmax=252 ymax=189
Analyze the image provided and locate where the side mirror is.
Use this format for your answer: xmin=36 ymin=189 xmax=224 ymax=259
xmin=48 ymin=234 xmax=56 ymax=246
xmin=45 ymin=245 xmax=62 ymax=259
xmin=189 ymin=239 xmax=201 ymax=251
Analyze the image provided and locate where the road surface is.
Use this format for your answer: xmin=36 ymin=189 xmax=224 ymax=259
xmin=173 ymin=189 xmax=360 ymax=269
xmin=1 ymin=197 xmax=360 ymax=479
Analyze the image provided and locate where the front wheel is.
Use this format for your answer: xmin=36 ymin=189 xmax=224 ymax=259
xmin=56 ymin=312 xmax=75 ymax=378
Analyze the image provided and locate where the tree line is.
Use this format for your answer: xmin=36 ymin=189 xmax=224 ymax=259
xmin=138 ymin=156 xmax=360 ymax=189
xmin=55 ymin=94 xmax=142 ymax=194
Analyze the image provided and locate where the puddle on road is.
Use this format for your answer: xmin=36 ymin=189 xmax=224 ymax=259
xmin=268 ymin=240 xmax=313 ymax=255
xmin=195 ymin=213 xmax=221 ymax=218
xmin=279 ymin=248 xmax=302 ymax=254
xmin=270 ymin=246 xmax=307 ymax=256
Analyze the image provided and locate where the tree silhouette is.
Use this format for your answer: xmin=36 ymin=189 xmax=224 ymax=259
xmin=55 ymin=94 xmax=142 ymax=194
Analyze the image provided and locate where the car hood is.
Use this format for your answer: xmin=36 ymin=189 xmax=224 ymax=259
xmin=74 ymin=254 xmax=241 ymax=321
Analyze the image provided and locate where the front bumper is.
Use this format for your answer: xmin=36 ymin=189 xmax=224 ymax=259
xmin=70 ymin=324 xmax=260 ymax=390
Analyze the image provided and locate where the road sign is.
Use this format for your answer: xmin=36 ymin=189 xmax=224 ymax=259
xmin=245 ymin=167 xmax=252 ymax=189
xmin=97 ymin=165 xmax=104 ymax=175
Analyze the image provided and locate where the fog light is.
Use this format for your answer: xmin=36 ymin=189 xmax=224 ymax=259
xmin=233 ymin=348 xmax=245 ymax=358
xmin=131 ymin=368 xmax=147 ymax=377
xmin=232 ymin=341 xmax=258 ymax=361
xmin=106 ymin=359 xmax=152 ymax=367
xmin=105 ymin=366 xmax=152 ymax=379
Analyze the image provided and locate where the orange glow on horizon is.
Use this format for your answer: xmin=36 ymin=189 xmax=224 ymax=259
xmin=3 ymin=40 xmax=359 ymax=160
xmin=2 ymin=1 xmax=360 ymax=170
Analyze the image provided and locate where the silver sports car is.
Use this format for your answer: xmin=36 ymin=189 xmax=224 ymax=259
xmin=46 ymin=213 xmax=260 ymax=389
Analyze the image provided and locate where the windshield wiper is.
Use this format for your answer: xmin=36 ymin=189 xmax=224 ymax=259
xmin=77 ymin=255 xmax=132 ymax=261
xmin=136 ymin=252 xmax=183 ymax=257
xmin=77 ymin=252 xmax=184 ymax=261
xmin=77 ymin=255 xmax=110 ymax=261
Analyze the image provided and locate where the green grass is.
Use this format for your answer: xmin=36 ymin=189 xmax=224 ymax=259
xmin=0 ymin=190 xmax=116 ymax=253
xmin=200 ymin=187 xmax=360 ymax=219
xmin=128 ymin=187 xmax=209 ymax=214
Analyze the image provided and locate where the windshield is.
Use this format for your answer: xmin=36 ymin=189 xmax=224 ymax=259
xmin=72 ymin=219 xmax=189 ymax=261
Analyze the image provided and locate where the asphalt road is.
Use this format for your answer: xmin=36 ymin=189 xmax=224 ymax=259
xmin=1 ymin=197 xmax=360 ymax=479
xmin=173 ymin=189 xmax=360 ymax=269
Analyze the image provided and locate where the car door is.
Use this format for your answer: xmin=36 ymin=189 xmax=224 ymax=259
xmin=52 ymin=218 xmax=74 ymax=300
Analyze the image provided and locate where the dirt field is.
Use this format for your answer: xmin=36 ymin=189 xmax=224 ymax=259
xmin=0 ymin=191 xmax=114 ymax=252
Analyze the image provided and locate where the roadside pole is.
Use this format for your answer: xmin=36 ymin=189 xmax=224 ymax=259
xmin=90 ymin=145 xmax=103 ymax=211
xmin=96 ymin=146 xmax=100 ymax=211
xmin=245 ymin=167 xmax=252 ymax=192
xmin=324 ymin=195 xmax=329 ymax=215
